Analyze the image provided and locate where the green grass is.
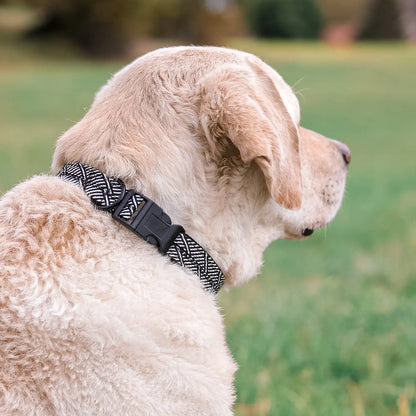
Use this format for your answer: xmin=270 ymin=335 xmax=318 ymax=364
xmin=1 ymin=36 xmax=416 ymax=416
xmin=0 ymin=61 xmax=121 ymax=189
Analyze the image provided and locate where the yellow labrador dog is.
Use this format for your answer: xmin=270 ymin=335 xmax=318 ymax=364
xmin=0 ymin=47 xmax=350 ymax=415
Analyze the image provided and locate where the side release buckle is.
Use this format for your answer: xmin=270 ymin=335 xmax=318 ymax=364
xmin=112 ymin=190 xmax=184 ymax=254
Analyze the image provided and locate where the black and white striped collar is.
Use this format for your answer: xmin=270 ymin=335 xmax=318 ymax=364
xmin=58 ymin=162 xmax=224 ymax=294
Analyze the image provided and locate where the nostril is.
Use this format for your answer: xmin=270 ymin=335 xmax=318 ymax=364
xmin=342 ymin=149 xmax=351 ymax=165
xmin=334 ymin=140 xmax=351 ymax=165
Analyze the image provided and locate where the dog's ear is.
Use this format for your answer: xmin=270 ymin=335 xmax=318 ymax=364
xmin=199 ymin=61 xmax=302 ymax=210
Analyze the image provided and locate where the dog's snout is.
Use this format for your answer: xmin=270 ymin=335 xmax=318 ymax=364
xmin=334 ymin=140 xmax=351 ymax=165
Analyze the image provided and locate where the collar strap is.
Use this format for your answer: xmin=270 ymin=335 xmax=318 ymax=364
xmin=58 ymin=162 xmax=224 ymax=294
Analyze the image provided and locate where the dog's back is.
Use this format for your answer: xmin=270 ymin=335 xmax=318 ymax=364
xmin=0 ymin=176 xmax=236 ymax=416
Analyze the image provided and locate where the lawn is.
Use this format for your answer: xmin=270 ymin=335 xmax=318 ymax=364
xmin=1 ymin=33 xmax=416 ymax=415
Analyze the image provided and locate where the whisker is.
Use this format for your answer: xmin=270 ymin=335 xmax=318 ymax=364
xmin=291 ymin=77 xmax=305 ymax=90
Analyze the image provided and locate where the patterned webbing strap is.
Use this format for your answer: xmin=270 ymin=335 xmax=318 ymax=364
xmin=58 ymin=162 xmax=224 ymax=294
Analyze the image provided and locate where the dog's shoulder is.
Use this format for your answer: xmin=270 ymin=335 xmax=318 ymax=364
xmin=0 ymin=175 xmax=103 ymax=265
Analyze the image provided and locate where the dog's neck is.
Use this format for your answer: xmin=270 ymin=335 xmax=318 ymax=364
xmin=57 ymin=162 xmax=225 ymax=294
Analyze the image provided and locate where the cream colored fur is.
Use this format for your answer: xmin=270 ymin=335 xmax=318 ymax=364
xmin=0 ymin=47 xmax=348 ymax=415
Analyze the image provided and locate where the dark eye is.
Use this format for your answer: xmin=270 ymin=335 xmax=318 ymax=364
xmin=302 ymin=228 xmax=314 ymax=236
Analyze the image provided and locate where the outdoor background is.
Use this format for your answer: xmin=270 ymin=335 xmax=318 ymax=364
xmin=1 ymin=0 xmax=415 ymax=415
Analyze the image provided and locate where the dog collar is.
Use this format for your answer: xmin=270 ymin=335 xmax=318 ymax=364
xmin=58 ymin=162 xmax=224 ymax=294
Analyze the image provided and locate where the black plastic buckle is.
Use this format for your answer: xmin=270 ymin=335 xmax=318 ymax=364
xmin=112 ymin=190 xmax=184 ymax=254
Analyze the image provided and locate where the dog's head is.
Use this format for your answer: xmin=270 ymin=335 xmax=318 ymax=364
xmin=52 ymin=47 xmax=349 ymax=286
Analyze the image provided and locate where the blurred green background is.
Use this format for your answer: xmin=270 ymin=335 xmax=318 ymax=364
xmin=1 ymin=1 xmax=416 ymax=415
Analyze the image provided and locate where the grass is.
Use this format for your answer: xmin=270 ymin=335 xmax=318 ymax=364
xmin=1 ymin=26 xmax=416 ymax=416
xmin=0 ymin=61 xmax=120 ymax=189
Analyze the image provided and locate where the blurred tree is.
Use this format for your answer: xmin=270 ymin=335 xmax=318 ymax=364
xmin=17 ymin=0 xmax=154 ymax=57
xmin=238 ymin=0 xmax=323 ymax=39
xmin=151 ymin=0 xmax=243 ymax=45
xmin=358 ymin=0 xmax=416 ymax=40
xmin=360 ymin=0 xmax=402 ymax=39
xmin=7 ymin=0 xmax=242 ymax=57
xmin=398 ymin=0 xmax=416 ymax=40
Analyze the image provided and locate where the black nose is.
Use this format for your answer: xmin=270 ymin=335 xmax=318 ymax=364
xmin=334 ymin=140 xmax=351 ymax=165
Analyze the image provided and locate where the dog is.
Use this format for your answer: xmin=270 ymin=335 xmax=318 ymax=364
xmin=0 ymin=46 xmax=349 ymax=415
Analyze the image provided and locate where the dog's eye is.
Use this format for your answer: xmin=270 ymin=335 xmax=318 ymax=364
xmin=301 ymin=228 xmax=314 ymax=236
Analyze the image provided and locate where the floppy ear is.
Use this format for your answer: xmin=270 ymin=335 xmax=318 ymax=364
xmin=199 ymin=62 xmax=302 ymax=210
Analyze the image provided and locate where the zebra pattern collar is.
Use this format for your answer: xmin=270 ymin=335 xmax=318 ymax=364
xmin=58 ymin=162 xmax=225 ymax=294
